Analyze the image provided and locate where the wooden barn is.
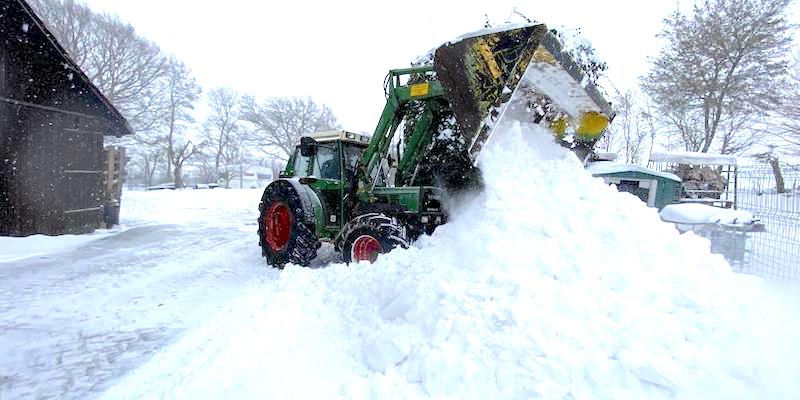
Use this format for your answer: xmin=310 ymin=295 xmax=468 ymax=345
xmin=0 ymin=0 xmax=133 ymax=236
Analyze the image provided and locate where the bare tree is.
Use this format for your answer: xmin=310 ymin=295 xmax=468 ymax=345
xmin=28 ymin=0 xmax=168 ymax=134
xmin=641 ymin=103 xmax=660 ymax=161
xmin=202 ymin=87 xmax=244 ymax=186
xmin=641 ymin=0 xmax=793 ymax=154
xmin=597 ymin=91 xmax=652 ymax=163
xmin=772 ymin=53 xmax=800 ymax=156
xmin=755 ymin=146 xmax=787 ymax=193
xmin=129 ymin=145 xmax=165 ymax=187
xmin=158 ymin=58 xmax=202 ymax=188
xmin=193 ymin=130 xmax=248 ymax=188
xmin=190 ymin=151 xmax=221 ymax=185
xmin=220 ymin=132 xmax=248 ymax=188
xmin=617 ymin=91 xmax=649 ymax=164
xmin=240 ymin=96 xmax=339 ymax=161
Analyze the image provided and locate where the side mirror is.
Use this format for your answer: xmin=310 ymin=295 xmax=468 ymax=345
xmin=300 ymin=137 xmax=318 ymax=157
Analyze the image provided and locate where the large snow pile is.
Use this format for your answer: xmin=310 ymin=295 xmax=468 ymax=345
xmin=103 ymin=122 xmax=799 ymax=399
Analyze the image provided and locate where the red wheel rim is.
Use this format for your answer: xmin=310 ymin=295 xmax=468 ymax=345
xmin=351 ymin=235 xmax=383 ymax=263
xmin=264 ymin=202 xmax=291 ymax=251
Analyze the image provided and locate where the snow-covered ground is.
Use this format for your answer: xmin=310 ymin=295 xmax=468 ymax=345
xmin=0 ymin=189 xmax=275 ymax=399
xmin=3 ymin=123 xmax=800 ymax=399
xmin=0 ymin=231 xmax=117 ymax=264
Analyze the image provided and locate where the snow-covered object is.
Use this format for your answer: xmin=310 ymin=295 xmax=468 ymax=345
xmin=587 ymin=162 xmax=681 ymax=182
xmin=650 ymin=151 xmax=738 ymax=166
xmin=453 ymin=22 xmax=532 ymax=42
xmin=103 ymin=116 xmax=799 ymax=398
xmin=0 ymin=231 xmax=116 ymax=263
xmin=548 ymin=25 xmax=607 ymax=85
xmin=414 ymin=23 xmax=534 ymax=66
xmin=661 ymin=203 xmax=758 ymax=227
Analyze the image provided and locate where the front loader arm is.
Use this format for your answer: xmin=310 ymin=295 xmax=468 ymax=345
xmin=358 ymin=67 xmax=445 ymax=188
xmin=361 ymin=91 xmax=403 ymax=184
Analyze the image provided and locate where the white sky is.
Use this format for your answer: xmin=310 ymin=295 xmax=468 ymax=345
xmin=78 ymin=0 xmax=785 ymax=134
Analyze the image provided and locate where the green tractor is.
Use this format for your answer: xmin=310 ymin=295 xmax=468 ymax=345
xmin=258 ymin=24 xmax=615 ymax=267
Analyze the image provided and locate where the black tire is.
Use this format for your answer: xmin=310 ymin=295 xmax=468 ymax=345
xmin=258 ymin=180 xmax=318 ymax=268
xmin=340 ymin=214 xmax=408 ymax=264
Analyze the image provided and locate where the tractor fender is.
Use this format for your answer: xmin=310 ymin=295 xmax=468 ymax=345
xmin=282 ymin=178 xmax=325 ymax=230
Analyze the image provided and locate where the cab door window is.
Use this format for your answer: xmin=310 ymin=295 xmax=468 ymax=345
xmin=312 ymin=144 xmax=340 ymax=180
xmin=291 ymin=147 xmax=311 ymax=177
xmin=342 ymin=144 xmax=363 ymax=181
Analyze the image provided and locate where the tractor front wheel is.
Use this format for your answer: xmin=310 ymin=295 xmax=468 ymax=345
xmin=258 ymin=181 xmax=318 ymax=268
xmin=341 ymin=214 xmax=408 ymax=264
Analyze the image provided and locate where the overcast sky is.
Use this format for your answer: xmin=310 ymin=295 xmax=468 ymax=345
xmin=79 ymin=0 xmax=792 ymax=134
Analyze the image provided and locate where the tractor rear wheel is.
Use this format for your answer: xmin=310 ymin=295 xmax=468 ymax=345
xmin=341 ymin=214 xmax=408 ymax=264
xmin=258 ymin=181 xmax=318 ymax=268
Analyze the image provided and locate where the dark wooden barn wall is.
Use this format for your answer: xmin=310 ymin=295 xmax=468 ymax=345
xmin=0 ymin=39 xmax=11 ymax=235
xmin=9 ymin=108 xmax=106 ymax=235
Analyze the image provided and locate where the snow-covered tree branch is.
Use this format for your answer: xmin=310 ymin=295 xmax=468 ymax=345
xmin=641 ymin=0 xmax=793 ymax=155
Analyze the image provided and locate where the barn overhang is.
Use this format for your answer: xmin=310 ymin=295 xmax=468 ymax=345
xmin=0 ymin=0 xmax=134 ymax=138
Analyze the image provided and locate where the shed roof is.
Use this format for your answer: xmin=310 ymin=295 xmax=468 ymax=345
xmin=649 ymin=151 xmax=737 ymax=166
xmin=587 ymin=162 xmax=681 ymax=182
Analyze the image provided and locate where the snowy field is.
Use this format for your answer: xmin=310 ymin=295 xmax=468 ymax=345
xmin=3 ymin=122 xmax=800 ymax=399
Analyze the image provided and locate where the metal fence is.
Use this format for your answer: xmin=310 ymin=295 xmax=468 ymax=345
xmin=735 ymin=164 xmax=800 ymax=283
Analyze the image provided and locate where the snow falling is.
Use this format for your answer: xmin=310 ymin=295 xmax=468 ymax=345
xmin=93 ymin=118 xmax=800 ymax=399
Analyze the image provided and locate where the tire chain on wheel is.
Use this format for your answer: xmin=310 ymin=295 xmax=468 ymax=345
xmin=337 ymin=213 xmax=409 ymax=262
xmin=257 ymin=180 xmax=319 ymax=268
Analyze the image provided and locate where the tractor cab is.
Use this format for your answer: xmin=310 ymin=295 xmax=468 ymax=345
xmin=283 ymin=130 xmax=372 ymax=234
xmin=285 ymin=130 xmax=371 ymax=181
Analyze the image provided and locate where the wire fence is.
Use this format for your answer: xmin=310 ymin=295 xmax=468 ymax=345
xmin=735 ymin=164 xmax=800 ymax=283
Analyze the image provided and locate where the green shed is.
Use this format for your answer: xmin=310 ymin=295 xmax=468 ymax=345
xmin=587 ymin=163 xmax=682 ymax=210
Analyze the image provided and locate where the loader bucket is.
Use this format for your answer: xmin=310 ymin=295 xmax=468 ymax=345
xmin=433 ymin=24 xmax=615 ymax=161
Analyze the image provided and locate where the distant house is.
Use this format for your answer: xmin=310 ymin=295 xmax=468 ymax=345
xmin=228 ymin=166 xmax=273 ymax=188
xmin=0 ymin=0 xmax=133 ymax=236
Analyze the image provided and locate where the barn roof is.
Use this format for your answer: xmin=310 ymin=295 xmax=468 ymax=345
xmin=2 ymin=0 xmax=134 ymax=137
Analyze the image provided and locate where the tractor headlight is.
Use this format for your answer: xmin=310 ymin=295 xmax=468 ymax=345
xmin=421 ymin=216 xmax=429 ymax=224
